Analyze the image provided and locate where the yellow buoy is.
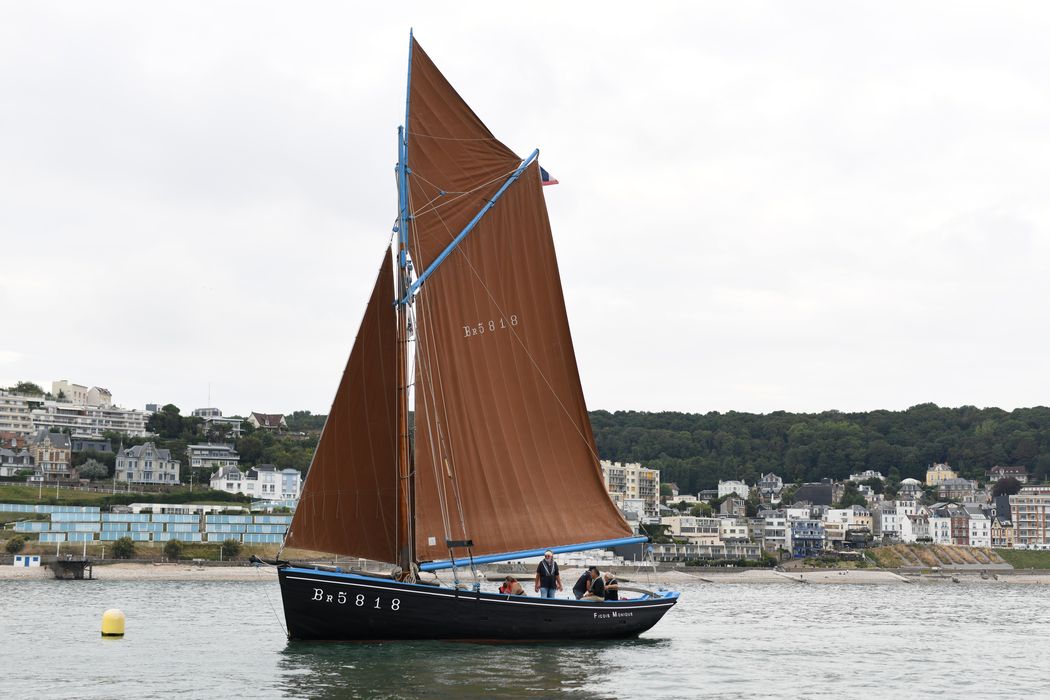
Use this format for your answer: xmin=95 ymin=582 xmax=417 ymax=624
xmin=101 ymin=608 xmax=126 ymax=637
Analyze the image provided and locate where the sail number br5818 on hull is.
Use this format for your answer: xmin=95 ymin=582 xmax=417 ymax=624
xmin=463 ymin=315 xmax=518 ymax=338
xmin=311 ymin=588 xmax=401 ymax=611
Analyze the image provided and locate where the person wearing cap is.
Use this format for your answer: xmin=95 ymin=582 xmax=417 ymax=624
xmin=581 ymin=566 xmax=605 ymax=602
xmin=534 ymin=550 xmax=562 ymax=598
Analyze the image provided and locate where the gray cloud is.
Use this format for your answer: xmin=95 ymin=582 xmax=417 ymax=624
xmin=2 ymin=2 xmax=1049 ymax=416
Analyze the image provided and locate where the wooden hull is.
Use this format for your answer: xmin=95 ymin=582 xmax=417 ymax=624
xmin=278 ymin=566 xmax=678 ymax=641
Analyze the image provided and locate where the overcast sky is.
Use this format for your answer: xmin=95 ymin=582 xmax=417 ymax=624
xmin=2 ymin=2 xmax=1049 ymax=417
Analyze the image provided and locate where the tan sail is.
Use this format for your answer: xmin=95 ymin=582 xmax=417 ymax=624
xmin=406 ymin=40 xmax=633 ymax=562
xmin=285 ymin=251 xmax=399 ymax=563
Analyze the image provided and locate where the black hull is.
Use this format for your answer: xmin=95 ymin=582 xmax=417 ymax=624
xmin=277 ymin=566 xmax=678 ymax=641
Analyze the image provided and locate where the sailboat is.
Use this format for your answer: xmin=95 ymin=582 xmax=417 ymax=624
xmin=274 ymin=33 xmax=679 ymax=641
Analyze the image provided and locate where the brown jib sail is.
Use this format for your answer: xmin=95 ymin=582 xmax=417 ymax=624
xmin=284 ymin=251 xmax=399 ymax=562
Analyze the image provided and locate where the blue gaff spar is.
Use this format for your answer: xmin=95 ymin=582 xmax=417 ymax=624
xmin=271 ymin=32 xmax=679 ymax=641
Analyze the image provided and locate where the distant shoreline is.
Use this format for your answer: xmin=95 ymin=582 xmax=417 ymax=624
xmin=4 ymin=563 xmax=1050 ymax=585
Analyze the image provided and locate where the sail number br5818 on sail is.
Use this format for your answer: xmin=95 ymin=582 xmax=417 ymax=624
xmin=463 ymin=315 xmax=518 ymax=338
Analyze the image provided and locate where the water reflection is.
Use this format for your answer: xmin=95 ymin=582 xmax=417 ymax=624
xmin=278 ymin=637 xmax=669 ymax=699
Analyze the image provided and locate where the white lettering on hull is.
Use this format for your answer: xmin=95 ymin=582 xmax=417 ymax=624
xmin=593 ymin=611 xmax=634 ymax=619
xmin=309 ymin=586 xmax=400 ymax=612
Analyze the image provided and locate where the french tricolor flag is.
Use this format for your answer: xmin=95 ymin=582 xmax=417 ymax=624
xmin=540 ymin=166 xmax=559 ymax=186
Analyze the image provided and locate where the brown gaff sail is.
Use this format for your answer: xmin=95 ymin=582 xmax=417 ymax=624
xmin=405 ymin=39 xmax=633 ymax=562
xmin=284 ymin=251 xmax=399 ymax=563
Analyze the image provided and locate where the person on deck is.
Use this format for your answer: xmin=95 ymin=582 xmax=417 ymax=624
xmin=603 ymin=572 xmax=619 ymax=601
xmin=499 ymin=576 xmax=526 ymax=595
xmin=534 ymin=550 xmax=562 ymax=598
xmin=572 ymin=570 xmax=591 ymax=599
xmin=581 ymin=566 xmax=605 ymax=602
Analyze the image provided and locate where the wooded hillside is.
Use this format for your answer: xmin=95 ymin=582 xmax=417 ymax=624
xmin=590 ymin=404 xmax=1050 ymax=494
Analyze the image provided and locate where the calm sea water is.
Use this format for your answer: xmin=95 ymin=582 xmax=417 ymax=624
xmin=1 ymin=576 xmax=1047 ymax=698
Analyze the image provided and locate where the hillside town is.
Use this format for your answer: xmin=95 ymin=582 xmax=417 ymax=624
xmin=600 ymin=459 xmax=1046 ymax=562
xmin=0 ymin=381 xmax=302 ymax=501
xmin=3 ymin=380 xmax=1048 ymax=560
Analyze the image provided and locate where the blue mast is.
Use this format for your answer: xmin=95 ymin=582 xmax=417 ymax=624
xmin=396 ymin=29 xmax=413 ymax=273
xmin=395 ymin=29 xmax=416 ymax=578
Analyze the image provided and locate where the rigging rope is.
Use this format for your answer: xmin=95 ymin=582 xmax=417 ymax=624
xmin=410 ymin=166 xmax=520 ymax=220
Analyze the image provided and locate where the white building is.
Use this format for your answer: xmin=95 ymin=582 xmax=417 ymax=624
xmin=188 ymin=443 xmax=240 ymax=472
xmin=901 ymin=513 xmax=930 ymax=543
xmin=929 ymin=511 xmax=953 ymax=545
xmin=192 ymin=408 xmax=244 ymax=439
xmin=848 ymin=470 xmax=885 ymax=482
xmin=1011 ymin=486 xmax=1050 ymax=548
xmin=51 ymin=380 xmax=113 ymax=408
xmin=785 ymin=506 xmax=813 ymax=521
xmin=968 ymin=511 xmax=991 ymax=547
xmin=717 ymin=480 xmax=750 ymax=500
xmin=248 ymin=412 xmax=287 ymax=431
xmin=0 ymin=447 xmax=33 ymax=477
xmin=660 ymin=515 xmax=720 ymax=545
xmin=719 ymin=517 xmax=750 ymax=542
xmin=760 ymin=511 xmax=790 ymax=552
xmin=31 ymin=400 xmax=149 ymax=438
xmin=210 ymin=465 xmax=302 ymax=500
xmin=600 ymin=461 xmax=660 ymax=517
xmin=0 ymin=392 xmax=41 ymax=435
xmin=116 ymin=443 xmax=180 ymax=484
xmin=757 ymin=473 xmax=784 ymax=499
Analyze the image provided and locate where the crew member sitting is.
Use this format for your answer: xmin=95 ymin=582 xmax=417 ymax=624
xmin=499 ymin=575 xmax=526 ymax=595
xmin=581 ymin=566 xmax=605 ymax=602
xmin=603 ymin=572 xmax=619 ymax=601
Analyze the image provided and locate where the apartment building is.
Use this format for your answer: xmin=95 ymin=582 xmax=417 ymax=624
xmin=0 ymin=392 xmax=41 ymax=435
xmin=188 ymin=443 xmax=240 ymax=472
xmin=600 ymin=461 xmax=660 ymax=517
xmin=1010 ymin=486 xmax=1050 ymax=548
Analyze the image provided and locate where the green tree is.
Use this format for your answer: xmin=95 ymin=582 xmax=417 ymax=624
xmin=221 ymin=539 xmax=242 ymax=559
xmin=73 ymin=449 xmax=116 ymax=470
xmin=163 ymin=539 xmax=184 ymax=561
xmin=992 ymin=477 xmax=1022 ymax=497
xmin=78 ymin=458 xmax=109 ymax=480
xmin=836 ymin=482 xmax=868 ymax=508
xmin=689 ymin=503 xmax=713 ymax=517
xmin=112 ymin=536 xmax=136 ymax=559
xmin=860 ymin=477 xmax=885 ymax=494
xmin=5 ymin=536 xmax=26 ymax=554
xmin=7 ymin=380 xmax=44 ymax=395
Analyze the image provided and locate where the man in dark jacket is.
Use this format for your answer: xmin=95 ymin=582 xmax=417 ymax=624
xmin=572 ymin=570 xmax=590 ymax=599
xmin=581 ymin=566 xmax=605 ymax=601
xmin=534 ymin=550 xmax=562 ymax=598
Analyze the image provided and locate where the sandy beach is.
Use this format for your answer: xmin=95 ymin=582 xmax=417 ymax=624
xmin=5 ymin=562 xmax=1050 ymax=584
